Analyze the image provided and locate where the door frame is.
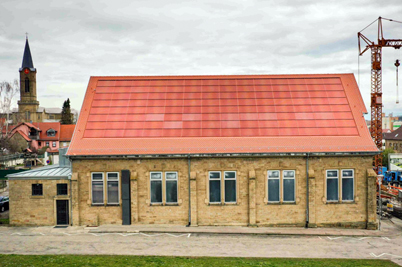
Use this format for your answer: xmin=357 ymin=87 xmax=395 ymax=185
xmin=54 ymin=198 xmax=70 ymax=225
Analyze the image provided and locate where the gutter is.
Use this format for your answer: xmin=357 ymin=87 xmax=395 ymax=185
xmin=66 ymin=151 xmax=380 ymax=160
xmin=187 ymin=155 xmax=191 ymax=227
xmin=306 ymin=153 xmax=310 ymax=228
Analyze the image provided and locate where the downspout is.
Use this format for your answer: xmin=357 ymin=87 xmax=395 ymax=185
xmin=69 ymin=157 xmax=73 ymax=226
xmin=305 ymin=153 xmax=310 ymax=228
xmin=69 ymin=177 xmax=72 ymax=226
xmin=187 ymin=155 xmax=191 ymax=227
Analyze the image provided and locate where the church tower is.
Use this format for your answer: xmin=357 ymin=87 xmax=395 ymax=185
xmin=18 ymin=37 xmax=39 ymax=121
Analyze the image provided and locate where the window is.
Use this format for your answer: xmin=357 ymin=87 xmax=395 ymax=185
xmin=91 ymin=173 xmax=104 ymax=205
xmin=283 ymin=170 xmax=295 ymax=202
xmin=165 ymin=172 xmax=178 ymax=203
xmin=57 ymin=184 xmax=68 ymax=195
xmin=150 ymin=172 xmax=162 ymax=203
xmin=208 ymin=171 xmax=237 ymax=204
xmin=224 ymin=171 xmax=236 ymax=203
xmin=46 ymin=142 xmax=49 ymax=147
xmin=341 ymin=169 xmax=354 ymax=201
xmin=209 ymin=171 xmax=221 ymax=203
xmin=47 ymin=129 xmax=56 ymax=136
xmin=326 ymin=170 xmax=339 ymax=202
xmin=150 ymin=172 xmax=178 ymax=204
xmin=38 ymin=141 xmax=41 ymax=146
xmin=25 ymin=77 xmax=30 ymax=93
xmin=107 ymin=172 xmax=119 ymax=204
xmin=267 ymin=170 xmax=280 ymax=202
xmin=32 ymin=184 xmax=43 ymax=196
xmin=52 ymin=141 xmax=56 ymax=147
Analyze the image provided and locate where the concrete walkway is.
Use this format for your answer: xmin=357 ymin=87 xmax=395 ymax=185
xmin=85 ymin=217 xmax=402 ymax=237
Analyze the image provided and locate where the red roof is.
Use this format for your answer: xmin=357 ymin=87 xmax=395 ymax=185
xmin=60 ymin=125 xmax=75 ymax=141
xmin=67 ymin=74 xmax=378 ymax=156
xmin=11 ymin=130 xmax=31 ymax=141
xmin=32 ymin=122 xmax=60 ymax=140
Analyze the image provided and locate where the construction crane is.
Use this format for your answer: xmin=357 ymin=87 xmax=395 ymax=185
xmin=358 ymin=17 xmax=402 ymax=174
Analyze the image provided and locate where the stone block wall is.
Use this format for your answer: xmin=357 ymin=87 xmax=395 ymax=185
xmin=71 ymin=155 xmax=377 ymax=229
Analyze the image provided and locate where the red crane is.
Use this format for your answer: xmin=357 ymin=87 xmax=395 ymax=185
xmin=358 ymin=17 xmax=402 ymax=174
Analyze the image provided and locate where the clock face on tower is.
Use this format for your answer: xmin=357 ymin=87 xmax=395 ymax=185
xmin=24 ymin=68 xmax=30 ymax=74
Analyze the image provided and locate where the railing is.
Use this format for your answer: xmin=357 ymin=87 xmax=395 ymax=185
xmin=0 ymin=154 xmax=24 ymax=162
xmin=28 ymin=135 xmax=39 ymax=140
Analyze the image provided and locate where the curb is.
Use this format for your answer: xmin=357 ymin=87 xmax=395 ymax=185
xmin=88 ymin=229 xmax=388 ymax=237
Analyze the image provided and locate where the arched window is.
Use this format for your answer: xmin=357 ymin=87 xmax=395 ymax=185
xmin=25 ymin=77 xmax=30 ymax=93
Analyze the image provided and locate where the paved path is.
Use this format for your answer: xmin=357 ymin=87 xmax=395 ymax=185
xmin=0 ymin=223 xmax=401 ymax=265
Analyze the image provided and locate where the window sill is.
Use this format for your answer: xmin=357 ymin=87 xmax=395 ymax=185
xmin=207 ymin=202 xmax=239 ymax=206
xmin=165 ymin=203 xmax=179 ymax=206
xmin=326 ymin=201 xmax=356 ymax=204
xmin=266 ymin=202 xmax=296 ymax=205
xmin=91 ymin=204 xmax=121 ymax=207
xmin=30 ymin=195 xmax=44 ymax=199
xmin=149 ymin=203 xmax=180 ymax=206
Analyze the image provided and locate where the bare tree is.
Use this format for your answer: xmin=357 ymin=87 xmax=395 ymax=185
xmin=0 ymin=79 xmax=19 ymax=114
xmin=0 ymin=80 xmax=20 ymax=155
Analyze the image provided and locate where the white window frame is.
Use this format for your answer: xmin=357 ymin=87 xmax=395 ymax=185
xmin=106 ymin=172 xmax=120 ymax=205
xmin=267 ymin=170 xmax=280 ymax=203
xmin=52 ymin=141 xmax=56 ymax=147
xmin=326 ymin=170 xmax=339 ymax=202
xmin=223 ymin=171 xmax=237 ymax=203
xmin=165 ymin=172 xmax=178 ymax=204
xmin=150 ymin=172 xmax=163 ymax=204
xmin=282 ymin=170 xmax=296 ymax=203
xmin=209 ymin=171 xmax=222 ymax=204
xmin=341 ymin=169 xmax=354 ymax=202
xmin=91 ymin=172 xmax=104 ymax=205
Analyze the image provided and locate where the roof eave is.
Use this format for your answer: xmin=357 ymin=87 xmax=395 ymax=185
xmin=67 ymin=150 xmax=380 ymax=160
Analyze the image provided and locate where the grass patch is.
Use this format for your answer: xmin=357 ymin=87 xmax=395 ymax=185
xmin=0 ymin=218 xmax=9 ymax=224
xmin=0 ymin=255 xmax=398 ymax=267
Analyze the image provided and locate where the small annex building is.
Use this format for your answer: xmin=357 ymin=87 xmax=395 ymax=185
xmin=16 ymin=74 xmax=380 ymax=229
xmin=8 ymin=148 xmax=71 ymax=225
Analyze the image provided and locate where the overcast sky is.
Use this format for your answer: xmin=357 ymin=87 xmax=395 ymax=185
xmin=1 ymin=0 xmax=402 ymax=118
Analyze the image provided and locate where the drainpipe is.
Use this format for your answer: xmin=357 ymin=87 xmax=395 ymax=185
xmin=69 ymin=157 xmax=73 ymax=226
xmin=187 ymin=155 xmax=191 ymax=227
xmin=69 ymin=177 xmax=72 ymax=226
xmin=305 ymin=153 xmax=310 ymax=228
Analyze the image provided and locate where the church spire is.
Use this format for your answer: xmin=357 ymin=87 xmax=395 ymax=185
xmin=21 ymin=37 xmax=35 ymax=70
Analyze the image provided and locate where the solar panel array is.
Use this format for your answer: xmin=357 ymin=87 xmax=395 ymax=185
xmin=84 ymin=78 xmax=357 ymax=138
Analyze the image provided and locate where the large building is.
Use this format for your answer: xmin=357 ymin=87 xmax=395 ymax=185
xmin=9 ymin=38 xmax=75 ymax=123
xmin=384 ymin=126 xmax=402 ymax=152
xmin=10 ymin=74 xmax=379 ymax=229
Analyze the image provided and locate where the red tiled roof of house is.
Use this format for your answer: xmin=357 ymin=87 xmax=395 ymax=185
xmin=10 ymin=129 xmax=31 ymax=141
xmin=60 ymin=125 xmax=75 ymax=141
xmin=10 ymin=122 xmax=40 ymax=132
xmin=67 ymin=74 xmax=378 ymax=156
xmin=32 ymin=122 xmax=60 ymax=141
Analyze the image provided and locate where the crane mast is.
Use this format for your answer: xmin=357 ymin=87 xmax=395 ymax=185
xmin=358 ymin=17 xmax=402 ymax=174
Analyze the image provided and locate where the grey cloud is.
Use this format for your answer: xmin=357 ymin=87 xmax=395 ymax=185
xmin=1 ymin=0 xmax=402 ymax=115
